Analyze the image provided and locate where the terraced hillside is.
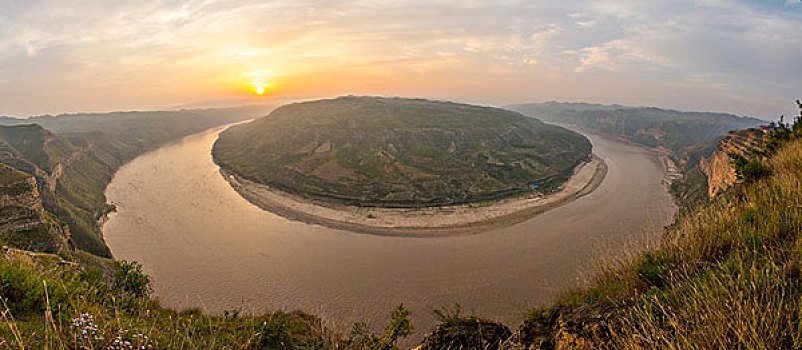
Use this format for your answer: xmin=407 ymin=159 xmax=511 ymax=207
xmin=0 ymin=164 xmax=72 ymax=257
xmin=214 ymin=97 xmax=592 ymax=207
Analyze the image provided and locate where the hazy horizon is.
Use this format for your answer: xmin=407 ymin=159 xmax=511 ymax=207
xmin=0 ymin=96 xmax=774 ymax=121
xmin=2 ymin=1 xmax=801 ymax=119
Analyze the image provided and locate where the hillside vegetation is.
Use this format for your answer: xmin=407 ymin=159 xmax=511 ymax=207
xmin=214 ymin=97 xmax=591 ymax=207
xmin=0 ymin=106 xmax=269 ymax=256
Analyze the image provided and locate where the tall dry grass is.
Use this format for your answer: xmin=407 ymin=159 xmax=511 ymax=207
xmin=554 ymin=138 xmax=802 ymax=349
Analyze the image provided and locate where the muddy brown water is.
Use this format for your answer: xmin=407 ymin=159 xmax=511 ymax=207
xmin=103 ymin=124 xmax=676 ymax=341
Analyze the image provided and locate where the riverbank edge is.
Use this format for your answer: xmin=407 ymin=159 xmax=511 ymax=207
xmin=217 ymin=155 xmax=607 ymax=236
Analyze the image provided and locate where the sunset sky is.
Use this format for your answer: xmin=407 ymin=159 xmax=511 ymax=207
xmin=1 ymin=0 xmax=800 ymax=118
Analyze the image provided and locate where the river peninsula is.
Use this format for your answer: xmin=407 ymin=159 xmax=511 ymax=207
xmin=212 ymin=96 xmax=604 ymax=234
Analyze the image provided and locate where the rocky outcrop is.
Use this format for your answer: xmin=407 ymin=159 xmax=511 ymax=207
xmin=0 ymin=176 xmax=41 ymax=209
xmin=699 ymin=128 xmax=769 ymax=197
xmin=0 ymin=164 xmax=73 ymax=257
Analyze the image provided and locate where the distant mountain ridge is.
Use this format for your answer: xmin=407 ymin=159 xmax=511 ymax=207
xmin=508 ymin=102 xmax=762 ymax=152
xmin=0 ymin=106 xmax=268 ymax=149
xmin=508 ymin=102 xmax=765 ymax=208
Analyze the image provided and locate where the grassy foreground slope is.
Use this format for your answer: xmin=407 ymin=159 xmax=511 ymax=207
xmin=0 ymin=247 xmax=417 ymax=349
xmin=0 ymin=106 xmax=269 ymax=256
xmin=214 ymin=97 xmax=591 ymax=207
xmin=505 ymin=107 xmax=802 ymax=349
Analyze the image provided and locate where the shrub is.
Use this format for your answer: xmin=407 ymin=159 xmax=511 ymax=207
xmin=0 ymin=261 xmax=49 ymax=314
xmin=350 ymin=304 xmax=414 ymax=350
xmin=0 ymin=260 xmax=74 ymax=318
xmin=635 ymin=252 xmax=668 ymax=288
xmin=113 ymin=260 xmax=151 ymax=299
xmin=740 ymin=160 xmax=772 ymax=182
xmin=382 ymin=304 xmax=413 ymax=348
xmin=731 ymin=152 xmax=772 ymax=182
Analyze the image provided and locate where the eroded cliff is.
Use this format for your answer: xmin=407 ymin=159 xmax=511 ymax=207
xmin=0 ymin=164 xmax=73 ymax=256
xmin=699 ymin=128 xmax=769 ymax=197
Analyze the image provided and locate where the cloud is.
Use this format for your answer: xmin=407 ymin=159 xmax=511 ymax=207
xmin=0 ymin=0 xmax=799 ymax=118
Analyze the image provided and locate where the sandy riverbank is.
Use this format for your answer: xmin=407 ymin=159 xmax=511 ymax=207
xmin=219 ymin=155 xmax=607 ymax=236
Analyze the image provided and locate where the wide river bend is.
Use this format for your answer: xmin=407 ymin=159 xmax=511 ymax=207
xmin=104 ymin=125 xmax=676 ymax=336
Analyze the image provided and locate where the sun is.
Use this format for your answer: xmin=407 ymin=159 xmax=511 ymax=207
xmin=251 ymin=82 xmax=268 ymax=96
xmin=246 ymin=70 xmax=272 ymax=96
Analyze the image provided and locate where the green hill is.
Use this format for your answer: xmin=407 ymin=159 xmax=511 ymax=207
xmin=213 ymin=97 xmax=592 ymax=207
